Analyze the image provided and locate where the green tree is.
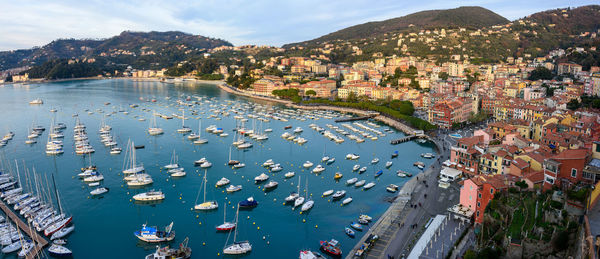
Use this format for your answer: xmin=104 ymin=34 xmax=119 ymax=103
xmin=305 ymin=90 xmax=317 ymax=97
xmin=566 ymin=99 xmax=581 ymax=111
xmin=346 ymin=91 xmax=358 ymax=102
xmin=528 ymin=66 xmax=553 ymax=81
xmin=439 ymin=72 xmax=449 ymax=80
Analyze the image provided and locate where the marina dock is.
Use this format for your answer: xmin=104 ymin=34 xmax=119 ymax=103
xmin=0 ymin=199 xmax=47 ymax=259
xmin=334 ymin=114 xmax=377 ymax=123
xmin=390 ymin=135 xmax=417 ymax=144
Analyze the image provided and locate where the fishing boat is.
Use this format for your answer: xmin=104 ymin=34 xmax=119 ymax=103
xmin=346 ymin=178 xmax=358 ymax=185
xmin=319 ymin=239 xmax=342 ymax=257
xmin=254 ymin=173 xmax=269 ymax=183
xmin=133 ymin=190 xmax=165 ymax=201
xmin=284 ymin=172 xmax=295 ymax=178
xmin=322 ymin=190 xmax=333 ymax=197
xmin=332 ymin=190 xmax=346 ymax=200
xmin=345 ymin=227 xmax=355 ymax=238
xmin=216 ymin=204 xmax=236 ymax=231
xmin=239 ymin=197 xmax=258 ymax=209
xmin=342 ymin=197 xmax=353 ymax=205
xmin=363 ymin=182 xmax=376 ymax=190
xmin=223 ymin=206 xmax=252 ymax=255
xmin=386 ymin=184 xmax=399 ymax=193
xmin=51 ymin=225 xmax=74 ymax=240
xmin=48 ymin=244 xmax=72 ymax=257
xmin=216 ymin=177 xmax=230 ymax=187
xmin=194 ymin=170 xmax=218 ymax=210
xmin=226 ymin=185 xmax=242 ymax=193
xmin=134 ymin=222 xmax=175 ymax=243
xmin=90 ymin=187 xmax=109 ymax=196
xmin=145 ymin=237 xmax=192 ymax=259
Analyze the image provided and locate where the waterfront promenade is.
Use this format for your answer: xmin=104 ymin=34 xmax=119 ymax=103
xmin=0 ymin=199 xmax=47 ymax=259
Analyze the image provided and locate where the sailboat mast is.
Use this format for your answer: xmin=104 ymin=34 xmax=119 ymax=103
xmin=51 ymin=174 xmax=63 ymax=214
xmin=203 ymin=170 xmax=207 ymax=202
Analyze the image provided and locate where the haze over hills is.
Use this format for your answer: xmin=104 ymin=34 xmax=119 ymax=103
xmin=0 ymin=31 xmax=232 ymax=71
xmin=283 ymin=6 xmax=510 ymax=48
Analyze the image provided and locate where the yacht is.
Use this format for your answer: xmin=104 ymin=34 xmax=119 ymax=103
xmin=226 ymin=185 xmax=242 ymax=193
xmin=332 ymin=190 xmax=346 ymax=200
xmin=254 ymin=173 xmax=269 ymax=183
xmin=194 ymin=170 xmax=218 ymax=210
xmin=133 ymin=190 xmax=165 ymax=201
xmin=90 ymin=187 xmax=109 ymax=196
xmin=216 ymin=177 xmax=230 ymax=187
xmin=29 ymin=99 xmax=43 ymax=105
xmin=352 ymin=165 xmax=360 ymax=171
xmin=284 ymin=172 xmax=295 ymax=178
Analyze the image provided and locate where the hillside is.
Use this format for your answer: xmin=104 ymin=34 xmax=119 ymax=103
xmin=0 ymin=31 xmax=232 ymax=71
xmin=284 ymin=6 xmax=509 ymax=47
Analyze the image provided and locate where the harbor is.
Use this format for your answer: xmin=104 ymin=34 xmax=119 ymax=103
xmin=0 ymin=79 xmax=437 ymax=258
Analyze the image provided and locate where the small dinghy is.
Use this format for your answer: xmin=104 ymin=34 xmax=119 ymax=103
xmin=322 ymin=190 xmax=334 ymax=197
xmin=342 ymin=197 xmax=353 ymax=205
xmin=345 ymin=227 xmax=355 ymax=238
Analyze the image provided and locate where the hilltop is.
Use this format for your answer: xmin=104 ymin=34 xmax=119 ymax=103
xmin=283 ymin=6 xmax=509 ymax=48
xmin=0 ymin=31 xmax=232 ymax=71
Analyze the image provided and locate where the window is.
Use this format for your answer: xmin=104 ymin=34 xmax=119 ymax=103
xmin=476 ymin=211 xmax=480 ymax=217
xmin=571 ymin=168 xmax=577 ymax=178
xmin=469 ymin=195 xmax=472 ymax=201
xmin=490 ymin=188 xmax=494 ymax=194
xmin=477 ymin=202 xmax=481 ymax=207
xmin=478 ymin=193 xmax=482 ymax=198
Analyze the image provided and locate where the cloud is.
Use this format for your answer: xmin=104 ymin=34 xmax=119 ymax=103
xmin=0 ymin=0 xmax=598 ymax=51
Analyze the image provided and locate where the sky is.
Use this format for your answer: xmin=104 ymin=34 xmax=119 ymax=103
xmin=0 ymin=0 xmax=597 ymax=51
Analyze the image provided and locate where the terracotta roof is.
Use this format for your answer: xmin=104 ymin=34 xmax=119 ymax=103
xmin=552 ymin=149 xmax=589 ymax=160
xmin=512 ymin=158 xmax=530 ymax=169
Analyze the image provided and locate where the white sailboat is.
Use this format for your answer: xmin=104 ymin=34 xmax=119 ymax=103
xmin=194 ymin=170 xmax=218 ymax=210
xmin=148 ymin=111 xmax=164 ymax=135
xmin=122 ymin=140 xmax=144 ymax=175
xmin=164 ymin=150 xmax=179 ymax=169
xmin=176 ymin=110 xmax=191 ymax=133
xmin=222 ymin=205 xmax=251 ymax=255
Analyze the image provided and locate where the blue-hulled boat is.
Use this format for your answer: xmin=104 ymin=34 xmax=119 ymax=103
xmin=345 ymin=227 xmax=355 ymax=238
xmin=350 ymin=222 xmax=363 ymax=231
xmin=375 ymin=170 xmax=383 ymax=177
xmin=134 ymin=222 xmax=175 ymax=243
xmin=239 ymin=197 xmax=258 ymax=209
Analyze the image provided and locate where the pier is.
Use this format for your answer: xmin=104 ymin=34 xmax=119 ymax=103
xmin=0 ymin=199 xmax=48 ymax=259
xmin=390 ymin=135 xmax=418 ymax=144
xmin=334 ymin=114 xmax=376 ymax=123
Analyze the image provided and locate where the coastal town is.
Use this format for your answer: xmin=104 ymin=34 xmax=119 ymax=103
xmin=0 ymin=3 xmax=600 ymax=259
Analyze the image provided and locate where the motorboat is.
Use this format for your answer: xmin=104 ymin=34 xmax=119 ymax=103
xmin=233 ymin=163 xmax=245 ymax=168
xmin=345 ymin=227 xmax=355 ymax=238
xmin=302 ymin=161 xmax=314 ymax=168
xmin=226 ymin=185 xmax=242 ymax=193
xmin=345 ymin=153 xmax=359 ymax=160
xmin=346 ymin=178 xmax=358 ymax=185
xmin=200 ymin=162 xmax=212 ymax=168
xmin=262 ymin=159 xmax=274 ymax=167
xmin=371 ymin=158 xmax=379 ymax=164
xmin=90 ymin=187 xmax=109 ymax=196
xmin=312 ymin=165 xmax=325 ymax=174
xmin=254 ymin=173 xmax=269 ymax=183
xmin=352 ymin=165 xmax=360 ymax=171
xmin=134 ymin=222 xmax=175 ymax=243
xmin=322 ymin=190 xmax=334 ymax=197
xmin=264 ymin=181 xmax=278 ymax=190
xmin=299 ymin=250 xmax=324 ymax=259
xmin=385 ymin=161 xmax=393 ymax=168
xmin=270 ymin=164 xmax=283 ymax=172
xmin=301 ymin=200 xmax=314 ymax=212
xmin=334 ymin=172 xmax=343 ymax=180
xmin=133 ymin=190 xmax=165 ymax=201
xmin=326 ymin=158 xmax=335 ymax=164
xmin=350 ymin=222 xmax=363 ymax=231
xmin=342 ymin=197 xmax=353 ymax=205
xmin=363 ymin=182 xmax=376 ymax=190
xmin=284 ymin=172 xmax=295 ymax=178
xmin=145 ymin=237 xmax=192 ymax=259
xmin=386 ymin=184 xmax=399 ymax=193
xmin=354 ymin=180 xmax=366 ymax=187
xmin=319 ymin=239 xmax=342 ymax=257
xmin=216 ymin=177 xmax=230 ymax=187
xmin=332 ymin=190 xmax=346 ymax=200
xmin=239 ymin=197 xmax=258 ymax=209
xmin=359 ymin=167 xmax=367 ymax=174
xmin=375 ymin=170 xmax=383 ymax=177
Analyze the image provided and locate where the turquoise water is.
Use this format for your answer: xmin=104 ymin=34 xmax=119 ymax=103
xmin=0 ymin=79 xmax=435 ymax=258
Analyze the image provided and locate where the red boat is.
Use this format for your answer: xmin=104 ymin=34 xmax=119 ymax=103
xmin=319 ymin=239 xmax=341 ymax=257
xmin=216 ymin=222 xmax=236 ymax=231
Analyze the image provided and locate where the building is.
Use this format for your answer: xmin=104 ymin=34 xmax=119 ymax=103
xmin=428 ymin=98 xmax=473 ymax=129
xmin=543 ymin=149 xmax=591 ymax=190
xmin=301 ymin=80 xmax=336 ymax=98
xmin=557 ymin=63 xmax=582 ymax=75
xmin=459 ymin=175 xmax=507 ymax=224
